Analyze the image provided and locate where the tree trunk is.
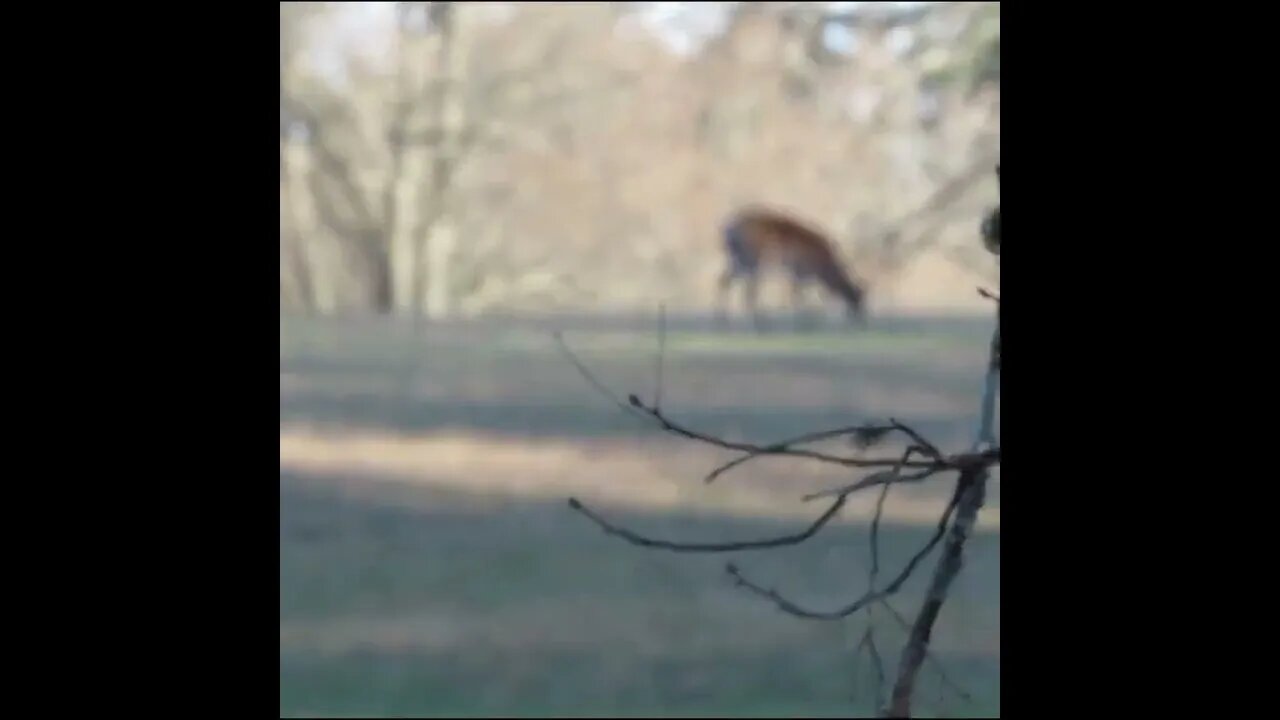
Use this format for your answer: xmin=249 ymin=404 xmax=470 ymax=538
xmin=417 ymin=1 xmax=467 ymax=320
xmin=883 ymin=467 xmax=988 ymax=718
xmin=281 ymin=231 xmax=318 ymax=314
xmin=281 ymin=141 xmax=318 ymax=314
xmin=425 ymin=219 xmax=457 ymax=319
xmin=369 ymin=246 xmax=394 ymax=315
xmin=884 ymin=310 xmax=1000 ymax=717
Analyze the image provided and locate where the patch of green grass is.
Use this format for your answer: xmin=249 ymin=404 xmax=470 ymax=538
xmin=280 ymin=645 xmax=999 ymax=718
xmin=280 ymin=315 xmax=1000 ymax=717
xmin=281 ymin=473 xmax=1000 ymax=717
xmin=483 ymin=325 xmax=983 ymax=359
xmin=663 ymin=330 xmax=962 ymax=357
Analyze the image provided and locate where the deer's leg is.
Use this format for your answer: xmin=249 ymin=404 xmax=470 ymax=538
xmin=744 ymin=272 xmax=766 ymax=333
xmin=790 ymin=271 xmax=814 ymax=332
xmin=715 ymin=266 xmax=737 ymax=329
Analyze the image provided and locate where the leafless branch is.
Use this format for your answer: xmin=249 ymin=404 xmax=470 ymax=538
xmin=723 ymin=477 xmax=963 ymax=621
xmin=551 ymin=331 xmax=649 ymax=420
xmin=566 ymin=495 xmax=847 ymax=553
xmin=869 ymin=450 xmax=916 ymax=586
xmin=553 ymin=331 xmax=939 ymax=472
xmin=801 ymin=457 xmax=974 ymax=503
xmin=705 ymin=422 xmax=910 ymax=484
xmin=888 ymin=420 xmax=944 ymax=461
xmin=852 ymin=623 xmax=887 ymax=711
xmin=630 ymin=399 xmax=933 ymax=471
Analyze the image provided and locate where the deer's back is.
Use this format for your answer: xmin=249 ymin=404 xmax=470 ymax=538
xmin=726 ymin=207 xmax=842 ymax=271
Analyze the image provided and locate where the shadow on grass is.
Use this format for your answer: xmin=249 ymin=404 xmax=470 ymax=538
xmin=279 ymin=392 xmax=979 ymax=446
xmin=280 ymin=467 xmax=999 ymax=718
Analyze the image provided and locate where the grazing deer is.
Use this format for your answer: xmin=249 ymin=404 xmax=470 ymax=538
xmin=715 ymin=206 xmax=868 ymax=331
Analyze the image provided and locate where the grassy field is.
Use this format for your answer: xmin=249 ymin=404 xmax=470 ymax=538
xmin=279 ymin=312 xmax=1001 ymax=717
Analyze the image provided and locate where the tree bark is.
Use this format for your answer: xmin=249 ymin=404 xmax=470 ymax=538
xmin=883 ymin=466 xmax=987 ymax=718
xmin=418 ymin=1 xmax=467 ymax=320
xmin=280 ymin=143 xmax=318 ymax=314
xmin=883 ymin=299 xmax=999 ymax=718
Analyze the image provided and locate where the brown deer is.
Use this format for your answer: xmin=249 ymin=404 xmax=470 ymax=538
xmin=715 ymin=205 xmax=868 ymax=331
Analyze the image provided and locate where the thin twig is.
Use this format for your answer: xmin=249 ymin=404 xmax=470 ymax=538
xmin=802 ymin=465 xmax=948 ymax=503
xmin=802 ymin=447 xmax=997 ymax=503
xmin=860 ymin=620 xmax=890 ymax=707
xmin=567 ymin=495 xmax=847 ymax=553
xmin=889 ymin=420 xmax=943 ymax=461
xmin=705 ymin=420 xmax=949 ymax=484
xmin=552 ymin=331 xmax=648 ymax=419
xmin=977 ymin=287 xmax=1000 ymax=302
xmin=654 ymin=303 xmax=666 ymax=410
xmin=851 ymin=620 xmax=889 ymax=712
xmin=871 ymin=446 xmax=928 ymax=593
xmin=868 ymin=457 xmax=905 ymax=585
xmin=866 ymin=623 xmax=887 ymax=712
xmin=705 ymin=423 xmax=896 ymax=484
xmin=852 ymin=628 xmax=870 ymax=700
xmin=555 ymin=331 xmax=928 ymax=469
xmin=635 ymin=400 xmax=935 ymax=470
xmin=725 ymin=480 xmax=964 ymax=620
xmin=877 ymin=599 xmax=973 ymax=703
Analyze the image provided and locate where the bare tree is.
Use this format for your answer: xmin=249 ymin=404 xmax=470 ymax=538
xmin=280 ymin=2 xmax=326 ymax=313
xmin=560 ymin=166 xmax=1000 ymax=717
xmin=280 ymin=1 xmax=646 ymax=317
xmin=279 ymin=2 xmax=463 ymax=315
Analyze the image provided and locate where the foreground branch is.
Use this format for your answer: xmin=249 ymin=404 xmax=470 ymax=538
xmin=724 ymin=477 xmax=963 ymax=620
xmin=703 ymin=419 xmax=946 ymax=484
xmin=553 ymin=332 xmax=948 ymax=473
xmin=560 ymin=317 xmax=999 ymax=716
xmin=566 ymin=495 xmax=847 ymax=553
